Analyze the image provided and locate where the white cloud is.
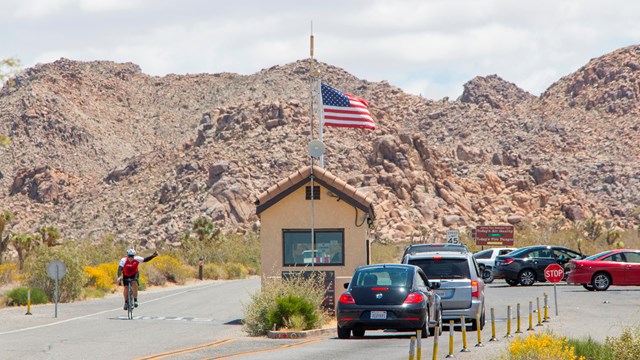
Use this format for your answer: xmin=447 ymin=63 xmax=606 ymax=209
xmin=9 ymin=0 xmax=147 ymax=18
xmin=4 ymin=0 xmax=640 ymax=99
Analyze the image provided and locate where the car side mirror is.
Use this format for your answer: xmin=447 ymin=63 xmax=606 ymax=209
xmin=344 ymin=282 xmax=349 ymax=289
xmin=430 ymin=281 xmax=440 ymax=290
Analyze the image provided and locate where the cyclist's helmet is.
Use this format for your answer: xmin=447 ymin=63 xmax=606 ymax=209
xmin=126 ymin=248 xmax=136 ymax=257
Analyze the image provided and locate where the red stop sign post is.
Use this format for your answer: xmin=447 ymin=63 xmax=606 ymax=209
xmin=545 ymin=264 xmax=564 ymax=316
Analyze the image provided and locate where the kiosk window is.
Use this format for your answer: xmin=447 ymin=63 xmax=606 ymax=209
xmin=283 ymin=230 xmax=344 ymax=266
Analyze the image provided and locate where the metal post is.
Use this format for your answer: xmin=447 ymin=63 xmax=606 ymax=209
xmin=505 ymin=305 xmax=513 ymax=337
xmin=475 ymin=312 xmax=484 ymax=347
xmin=432 ymin=326 xmax=440 ymax=360
xmin=460 ymin=316 xmax=470 ymax=352
xmin=536 ymin=297 xmax=543 ymax=326
xmin=416 ymin=330 xmax=422 ymax=360
xmin=553 ymin=283 xmax=559 ymax=316
xmin=543 ymin=293 xmax=550 ymax=322
xmin=515 ymin=303 xmax=522 ymax=333
xmin=409 ymin=336 xmax=416 ymax=360
xmin=527 ymin=301 xmax=534 ymax=331
xmin=54 ymin=266 xmax=59 ymax=318
xmin=198 ymin=256 xmax=204 ymax=280
xmin=489 ymin=308 xmax=498 ymax=341
xmin=446 ymin=320 xmax=456 ymax=358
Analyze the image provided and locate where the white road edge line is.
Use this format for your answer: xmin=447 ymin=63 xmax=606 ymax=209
xmin=0 ymin=283 xmax=221 ymax=336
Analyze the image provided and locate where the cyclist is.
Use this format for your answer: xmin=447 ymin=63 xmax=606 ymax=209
xmin=117 ymin=249 xmax=158 ymax=309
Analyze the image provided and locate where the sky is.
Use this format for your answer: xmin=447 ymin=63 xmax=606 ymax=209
xmin=3 ymin=0 xmax=640 ymax=100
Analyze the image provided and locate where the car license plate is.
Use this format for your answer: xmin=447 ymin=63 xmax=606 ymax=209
xmin=370 ymin=311 xmax=387 ymax=320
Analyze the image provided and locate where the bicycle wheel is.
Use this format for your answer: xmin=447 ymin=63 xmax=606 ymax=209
xmin=127 ymin=284 xmax=134 ymax=320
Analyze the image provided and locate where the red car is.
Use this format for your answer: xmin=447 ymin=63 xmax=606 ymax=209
xmin=566 ymin=249 xmax=640 ymax=291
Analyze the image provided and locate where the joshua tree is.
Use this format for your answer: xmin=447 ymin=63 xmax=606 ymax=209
xmin=12 ymin=233 xmax=36 ymax=270
xmin=39 ymin=226 xmax=62 ymax=247
xmin=0 ymin=210 xmax=15 ymax=264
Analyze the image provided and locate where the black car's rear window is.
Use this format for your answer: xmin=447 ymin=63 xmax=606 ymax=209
xmin=408 ymin=258 xmax=470 ymax=279
xmin=353 ymin=268 xmax=412 ymax=287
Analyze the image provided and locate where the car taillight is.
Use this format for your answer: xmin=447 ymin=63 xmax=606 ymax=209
xmin=502 ymin=258 xmax=514 ymax=265
xmin=339 ymin=293 xmax=355 ymax=304
xmin=471 ymin=280 xmax=479 ymax=298
xmin=403 ymin=292 xmax=424 ymax=304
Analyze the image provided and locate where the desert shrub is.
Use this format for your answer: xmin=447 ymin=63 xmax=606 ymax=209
xmin=143 ymin=265 xmax=166 ymax=286
xmin=74 ymin=235 xmax=129 ymax=266
xmin=501 ymin=332 xmax=583 ymax=360
xmin=568 ymin=336 xmax=612 ymax=360
xmin=266 ymin=295 xmax=319 ymax=331
xmin=371 ymin=241 xmax=403 ymax=263
xmin=243 ymin=272 xmax=326 ymax=336
xmin=203 ymin=263 xmax=227 ymax=280
xmin=146 ymin=255 xmax=192 ymax=285
xmin=23 ymin=245 xmax=86 ymax=302
xmin=223 ymin=263 xmax=248 ymax=279
xmin=5 ymin=287 xmax=48 ymax=306
xmin=100 ymin=263 xmax=119 ymax=281
xmin=0 ymin=263 xmax=18 ymax=285
xmin=606 ymin=326 xmax=640 ymax=360
xmin=84 ymin=265 xmax=113 ymax=291
xmin=172 ymin=229 xmax=259 ymax=273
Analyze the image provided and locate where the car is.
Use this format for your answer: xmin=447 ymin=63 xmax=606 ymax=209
xmin=336 ymin=264 xmax=442 ymax=339
xmin=402 ymin=243 xmax=469 ymax=261
xmin=402 ymin=250 xmax=486 ymax=330
xmin=493 ymin=245 xmax=585 ymax=286
xmin=473 ymin=247 xmax=517 ymax=283
xmin=566 ymin=249 xmax=640 ymax=291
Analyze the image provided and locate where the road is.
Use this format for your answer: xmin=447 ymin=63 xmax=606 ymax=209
xmin=1 ymin=278 xmax=640 ymax=360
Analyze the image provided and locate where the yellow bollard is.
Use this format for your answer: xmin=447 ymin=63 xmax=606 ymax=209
xmin=475 ymin=311 xmax=484 ymax=347
xmin=489 ymin=307 xmax=498 ymax=341
xmin=25 ymin=288 xmax=32 ymax=316
xmin=460 ymin=316 xmax=470 ymax=353
xmin=536 ymin=297 xmax=543 ymax=327
xmin=416 ymin=329 xmax=422 ymax=360
xmin=543 ymin=293 xmax=550 ymax=322
xmin=432 ymin=326 xmax=440 ymax=360
xmin=446 ymin=320 xmax=455 ymax=358
xmin=504 ymin=305 xmax=512 ymax=338
xmin=527 ymin=301 xmax=535 ymax=331
xmin=409 ymin=336 xmax=416 ymax=360
xmin=515 ymin=303 xmax=522 ymax=334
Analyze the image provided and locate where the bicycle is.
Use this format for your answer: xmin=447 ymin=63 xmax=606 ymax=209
xmin=119 ymin=277 xmax=136 ymax=320
xmin=126 ymin=280 xmax=135 ymax=320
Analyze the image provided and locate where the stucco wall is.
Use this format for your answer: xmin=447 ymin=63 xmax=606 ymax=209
xmin=259 ymin=182 xmax=371 ymax=294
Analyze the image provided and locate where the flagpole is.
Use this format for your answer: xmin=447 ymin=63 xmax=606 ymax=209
xmin=317 ymin=79 xmax=324 ymax=168
xmin=309 ymin=21 xmax=315 ymax=271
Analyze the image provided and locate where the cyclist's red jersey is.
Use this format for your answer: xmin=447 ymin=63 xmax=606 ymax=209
xmin=119 ymin=256 xmax=144 ymax=277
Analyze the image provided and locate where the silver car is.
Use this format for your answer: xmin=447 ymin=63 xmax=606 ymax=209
xmin=403 ymin=251 xmax=486 ymax=330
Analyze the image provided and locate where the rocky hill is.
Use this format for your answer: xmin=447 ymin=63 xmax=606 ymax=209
xmin=1 ymin=45 xmax=640 ymax=249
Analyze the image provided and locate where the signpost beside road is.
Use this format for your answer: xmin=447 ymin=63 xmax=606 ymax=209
xmin=475 ymin=225 xmax=515 ymax=246
xmin=47 ymin=260 xmax=67 ymax=318
xmin=544 ymin=263 xmax=564 ymax=316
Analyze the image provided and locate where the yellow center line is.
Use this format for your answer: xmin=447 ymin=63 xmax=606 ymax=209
xmin=207 ymin=338 xmax=323 ymax=360
xmin=135 ymin=338 xmax=236 ymax=360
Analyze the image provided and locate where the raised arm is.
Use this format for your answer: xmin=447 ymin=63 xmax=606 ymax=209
xmin=143 ymin=251 xmax=158 ymax=263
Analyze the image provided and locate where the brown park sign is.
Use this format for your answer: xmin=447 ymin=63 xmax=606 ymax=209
xmin=475 ymin=225 xmax=515 ymax=246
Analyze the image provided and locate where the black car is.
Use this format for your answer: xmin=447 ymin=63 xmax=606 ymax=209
xmin=493 ymin=245 xmax=585 ymax=286
xmin=336 ymin=264 xmax=442 ymax=339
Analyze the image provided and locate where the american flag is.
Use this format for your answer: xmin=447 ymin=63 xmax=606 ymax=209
xmin=320 ymin=83 xmax=375 ymax=130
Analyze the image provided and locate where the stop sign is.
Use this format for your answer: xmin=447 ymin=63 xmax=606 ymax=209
xmin=544 ymin=263 xmax=564 ymax=283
